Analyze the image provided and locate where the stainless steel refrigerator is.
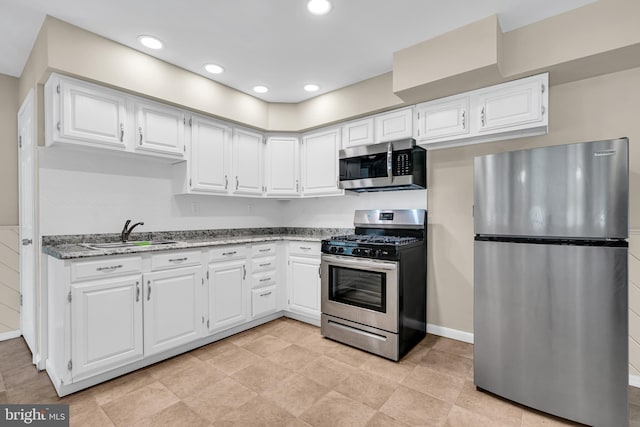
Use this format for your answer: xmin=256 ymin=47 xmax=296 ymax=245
xmin=473 ymin=138 xmax=629 ymax=426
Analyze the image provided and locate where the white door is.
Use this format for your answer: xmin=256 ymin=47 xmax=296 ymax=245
xmin=301 ymin=129 xmax=341 ymax=196
xmin=208 ymin=260 xmax=247 ymax=332
xmin=190 ymin=116 xmax=231 ymax=193
xmin=17 ymin=90 xmax=36 ymax=354
xmin=288 ymin=256 xmax=321 ymax=317
xmin=374 ymin=108 xmax=414 ymax=142
xmin=232 ymin=129 xmax=264 ymax=195
xmin=143 ymin=266 xmax=201 ymax=356
xmin=476 ymin=76 xmax=544 ymax=132
xmin=135 ymin=100 xmax=185 ymax=156
xmin=342 ymin=118 xmax=374 ymax=148
xmin=265 ymin=137 xmax=300 ymax=196
xmin=71 ymin=275 xmax=143 ymax=380
xmin=54 ymin=77 xmax=128 ymax=149
xmin=416 ymin=97 xmax=470 ymax=142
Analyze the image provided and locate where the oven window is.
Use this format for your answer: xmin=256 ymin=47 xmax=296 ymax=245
xmin=328 ymin=266 xmax=386 ymax=313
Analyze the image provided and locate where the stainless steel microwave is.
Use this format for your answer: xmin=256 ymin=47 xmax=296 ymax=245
xmin=339 ymin=138 xmax=426 ymax=192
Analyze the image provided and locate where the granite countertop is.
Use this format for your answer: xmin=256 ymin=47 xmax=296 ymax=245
xmin=43 ymin=227 xmax=353 ymax=260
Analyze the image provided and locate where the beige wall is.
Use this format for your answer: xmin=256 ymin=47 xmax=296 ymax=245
xmin=0 ymin=74 xmax=19 ymax=226
xmin=427 ymin=67 xmax=640 ymax=333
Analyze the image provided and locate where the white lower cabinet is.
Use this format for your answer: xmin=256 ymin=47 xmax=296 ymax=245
xmin=252 ymin=286 xmax=277 ymax=317
xmin=143 ymin=266 xmax=202 ymax=356
xmin=208 ymin=258 xmax=248 ymax=332
xmin=71 ymin=274 xmax=143 ymax=380
xmin=287 ymin=241 xmax=321 ymax=320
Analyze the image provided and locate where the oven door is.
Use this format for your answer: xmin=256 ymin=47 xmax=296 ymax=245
xmin=321 ymin=254 xmax=398 ymax=333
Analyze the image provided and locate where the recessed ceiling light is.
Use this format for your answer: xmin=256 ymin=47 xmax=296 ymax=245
xmin=204 ymin=64 xmax=224 ymax=74
xmin=304 ymin=84 xmax=320 ymax=92
xmin=253 ymin=85 xmax=269 ymax=94
xmin=307 ymin=0 xmax=332 ymax=15
xmin=138 ymin=35 xmax=163 ymax=50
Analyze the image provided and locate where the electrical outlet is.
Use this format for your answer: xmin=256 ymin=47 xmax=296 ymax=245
xmin=191 ymin=202 xmax=200 ymax=214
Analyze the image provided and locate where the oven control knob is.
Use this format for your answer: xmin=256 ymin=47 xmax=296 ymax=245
xmin=330 ymin=246 xmax=337 ymax=253
xmin=353 ymin=248 xmax=361 ymax=255
xmin=337 ymin=247 xmax=344 ymax=253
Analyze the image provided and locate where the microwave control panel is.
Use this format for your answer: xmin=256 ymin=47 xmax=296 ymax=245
xmin=393 ymin=150 xmax=412 ymax=176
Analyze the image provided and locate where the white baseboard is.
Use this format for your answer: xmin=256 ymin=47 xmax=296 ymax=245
xmin=0 ymin=330 xmax=21 ymax=341
xmin=630 ymin=375 xmax=640 ymax=388
xmin=427 ymin=323 xmax=474 ymax=344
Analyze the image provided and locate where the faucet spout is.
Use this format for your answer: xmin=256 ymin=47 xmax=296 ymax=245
xmin=121 ymin=220 xmax=144 ymax=242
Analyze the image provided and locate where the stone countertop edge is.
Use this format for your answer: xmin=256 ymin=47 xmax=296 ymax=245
xmin=42 ymin=227 xmax=353 ymax=260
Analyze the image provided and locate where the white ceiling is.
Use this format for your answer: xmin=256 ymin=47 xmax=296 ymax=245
xmin=1 ymin=0 xmax=595 ymax=103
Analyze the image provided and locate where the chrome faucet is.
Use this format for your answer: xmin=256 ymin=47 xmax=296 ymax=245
xmin=121 ymin=219 xmax=144 ymax=242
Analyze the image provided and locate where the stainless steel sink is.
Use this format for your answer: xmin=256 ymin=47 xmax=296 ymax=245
xmin=82 ymin=240 xmax=181 ymax=250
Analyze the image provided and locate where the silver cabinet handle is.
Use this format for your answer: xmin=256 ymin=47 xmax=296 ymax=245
xmin=169 ymin=257 xmax=187 ymax=262
xmin=222 ymin=251 xmax=237 ymax=256
xmin=225 ymin=175 xmax=228 ymax=190
xmin=259 ymin=263 xmax=271 ymax=267
xmin=481 ymin=107 xmax=485 ymax=127
xmin=461 ymin=110 xmax=466 ymax=128
xmin=96 ymin=264 xmax=123 ymax=272
xmin=300 ymin=246 xmax=311 ymax=250
xmin=242 ymin=265 xmax=246 ymax=280
xmin=147 ymin=280 xmax=151 ymax=301
xmin=136 ymin=281 xmax=140 ymax=302
xmin=260 ymin=291 xmax=272 ymax=297
xmin=258 ymin=248 xmax=271 ymax=253
xmin=120 ymin=123 xmax=124 ymax=142
xmin=235 ymin=176 xmax=239 ymax=190
xmin=138 ymin=127 xmax=143 ymax=145
xmin=259 ymin=277 xmax=271 ymax=282
xmin=318 ymin=266 xmax=321 ymax=278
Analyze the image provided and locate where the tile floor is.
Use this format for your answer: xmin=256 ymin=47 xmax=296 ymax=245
xmin=0 ymin=317 xmax=638 ymax=426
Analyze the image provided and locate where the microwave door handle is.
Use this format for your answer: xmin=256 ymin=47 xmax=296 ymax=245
xmin=387 ymin=142 xmax=393 ymax=184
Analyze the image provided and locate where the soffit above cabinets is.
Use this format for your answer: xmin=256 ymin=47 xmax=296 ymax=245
xmin=2 ymin=0 xmax=594 ymax=102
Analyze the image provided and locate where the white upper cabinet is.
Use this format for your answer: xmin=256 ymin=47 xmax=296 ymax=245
xmin=374 ymin=107 xmax=414 ymax=143
xmin=189 ymin=115 xmax=231 ymax=194
xmin=416 ymin=72 xmax=549 ymax=149
xmin=416 ymin=96 xmax=470 ymax=142
xmin=342 ymin=118 xmax=375 ymax=148
xmin=475 ymin=75 xmax=545 ymax=133
xmin=135 ymin=100 xmax=185 ymax=157
xmin=46 ymin=75 xmax=128 ymax=150
xmin=301 ymin=128 xmax=341 ymax=196
xmin=232 ymin=129 xmax=264 ymax=195
xmin=265 ymin=137 xmax=300 ymax=197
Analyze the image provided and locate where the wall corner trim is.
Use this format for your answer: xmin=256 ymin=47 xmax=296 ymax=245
xmin=0 ymin=330 xmax=22 ymax=342
xmin=427 ymin=323 xmax=474 ymax=344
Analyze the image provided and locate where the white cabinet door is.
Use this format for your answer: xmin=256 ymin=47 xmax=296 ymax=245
xmin=52 ymin=77 xmax=128 ymax=149
xmin=208 ymin=259 xmax=248 ymax=332
xmin=189 ymin=116 xmax=231 ymax=193
xmin=265 ymin=137 xmax=300 ymax=196
xmin=342 ymin=118 xmax=374 ymax=148
xmin=416 ymin=96 xmax=470 ymax=143
xmin=143 ymin=266 xmax=201 ymax=356
xmin=288 ymin=256 xmax=321 ymax=318
xmin=375 ymin=107 xmax=413 ymax=142
xmin=476 ymin=76 xmax=544 ymax=133
xmin=135 ymin=100 xmax=185 ymax=156
xmin=233 ymin=129 xmax=264 ymax=195
xmin=301 ymin=129 xmax=341 ymax=196
xmin=71 ymin=275 xmax=143 ymax=380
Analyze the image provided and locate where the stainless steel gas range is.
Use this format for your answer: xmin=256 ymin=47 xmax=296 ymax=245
xmin=320 ymin=209 xmax=427 ymax=361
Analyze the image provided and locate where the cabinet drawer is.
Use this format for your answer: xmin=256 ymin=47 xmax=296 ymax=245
xmin=252 ymin=256 xmax=276 ymax=273
xmin=288 ymin=241 xmax=321 ymax=256
xmin=151 ymin=250 xmax=201 ymax=271
xmin=210 ymin=245 xmax=248 ymax=262
xmin=252 ymin=286 xmax=277 ymax=317
xmin=251 ymin=243 xmax=277 ymax=258
xmin=252 ymin=271 xmax=277 ymax=288
xmin=71 ymin=256 xmax=142 ymax=282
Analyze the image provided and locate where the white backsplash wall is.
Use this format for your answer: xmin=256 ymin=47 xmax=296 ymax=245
xmin=38 ymin=148 xmax=427 ymax=235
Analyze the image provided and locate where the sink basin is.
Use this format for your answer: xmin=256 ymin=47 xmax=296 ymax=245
xmin=82 ymin=240 xmax=181 ymax=250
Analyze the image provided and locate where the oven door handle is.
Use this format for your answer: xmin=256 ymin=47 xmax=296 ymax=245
xmin=322 ymin=255 xmax=398 ymax=271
